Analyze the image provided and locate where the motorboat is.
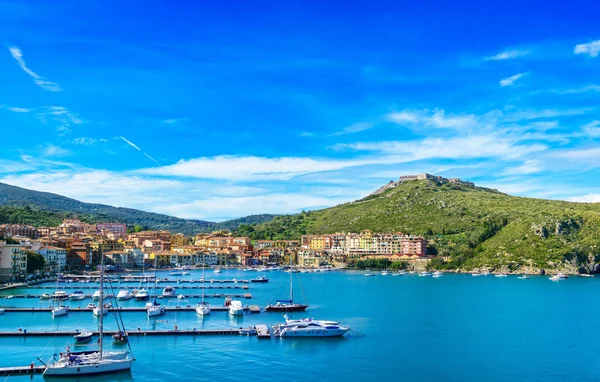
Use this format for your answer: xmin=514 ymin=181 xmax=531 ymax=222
xmin=93 ymin=305 xmax=108 ymax=316
xmin=419 ymin=272 xmax=432 ymax=277
xmin=40 ymin=293 xmax=51 ymax=300
xmin=364 ymin=273 xmax=374 ymax=277
xmin=495 ymin=274 xmax=508 ymax=278
xmin=381 ymin=271 xmax=390 ymax=276
xmin=472 ymin=273 xmax=482 ymax=276
xmin=239 ymin=326 xmax=257 ymax=335
xmin=74 ymin=329 xmax=93 ymax=343
xmin=517 ymin=275 xmax=530 ymax=279
xmin=169 ymin=271 xmax=183 ymax=276
xmin=213 ymin=268 xmax=222 ymax=274
xmin=550 ymin=275 xmax=560 ymax=281
xmin=557 ymin=273 xmax=569 ymax=279
xmin=228 ymin=300 xmax=244 ymax=316
xmin=134 ymin=288 xmax=149 ymax=301
xmin=177 ymin=294 xmax=186 ymax=299
xmin=273 ymin=317 xmax=350 ymax=337
xmin=196 ymin=301 xmax=211 ymax=316
xmin=182 ymin=271 xmax=190 ymax=275
xmin=146 ymin=300 xmax=166 ymax=317
xmin=432 ymin=271 xmax=443 ymax=278
xmin=69 ymin=291 xmax=86 ymax=300
xmin=52 ymin=305 xmax=69 ymax=317
xmin=52 ymin=291 xmax=70 ymax=301
xmin=86 ymin=303 xmax=97 ymax=309
xmin=162 ymin=286 xmax=176 ymax=297
xmin=116 ymin=289 xmax=131 ymax=300
xmin=250 ymin=275 xmax=269 ymax=283
xmin=112 ymin=331 xmax=128 ymax=344
xmin=92 ymin=290 xmax=102 ymax=300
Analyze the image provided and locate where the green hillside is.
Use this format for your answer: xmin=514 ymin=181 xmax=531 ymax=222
xmin=0 ymin=182 xmax=276 ymax=234
xmin=238 ymin=179 xmax=600 ymax=273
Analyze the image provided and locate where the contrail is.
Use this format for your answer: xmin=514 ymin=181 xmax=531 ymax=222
xmin=119 ymin=135 xmax=160 ymax=166
xmin=119 ymin=136 xmax=141 ymax=151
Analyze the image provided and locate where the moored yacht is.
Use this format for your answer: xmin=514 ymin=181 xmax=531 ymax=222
xmin=228 ymin=300 xmax=244 ymax=316
xmin=251 ymin=275 xmax=269 ymax=283
xmin=92 ymin=290 xmax=102 ymax=300
xmin=273 ymin=316 xmax=350 ymax=338
xmin=419 ymin=271 xmax=432 ymax=277
xmin=381 ymin=270 xmax=390 ymax=276
xmin=52 ymin=291 xmax=70 ymax=301
xmin=69 ymin=291 xmax=86 ymax=300
xmin=196 ymin=301 xmax=210 ymax=316
xmin=52 ymin=305 xmax=69 ymax=317
xmin=146 ymin=300 xmax=166 ymax=317
xmin=557 ymin=273 xmax=569 ymax=279
xmin=162 ymin=286 xmax=176 ymax=297
xmin=116 ymin=289 xmax=131 ymax=300
xmin=134 ymin=288 xmax=149 ymax=301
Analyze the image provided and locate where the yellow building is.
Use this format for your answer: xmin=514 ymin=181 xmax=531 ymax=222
xmin=309 ymin=236 xmax=325 ymax=250
xmin=171 ymin=233 xmax=189 ymax=247
xmin=359 ymin=230 xmax=373 ymax=250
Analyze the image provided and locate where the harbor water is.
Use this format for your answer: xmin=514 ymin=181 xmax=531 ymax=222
xmin=2 ymin=270 xmax=600 ymax=381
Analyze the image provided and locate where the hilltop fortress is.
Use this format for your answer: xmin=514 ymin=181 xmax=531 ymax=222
xmin=370 ymin=173 xmax=475 ymax=196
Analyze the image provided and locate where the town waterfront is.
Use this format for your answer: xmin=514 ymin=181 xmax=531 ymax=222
xmin=2 ymin=269 xmax=600 ymax=381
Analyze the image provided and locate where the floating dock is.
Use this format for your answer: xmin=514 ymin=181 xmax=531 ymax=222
xmin=0 ymin=329 xmax=241 ymax=337
xmin=58 ymin=278 xmax=254 ymax=284
xmin=0 ymin=305 xmax=254 ymax=313
xmin=30 ymin=284 xmax=250 ymax=289
xmin=0 ymin=365 xmax=45 ymax=376
xmin=2 ymin=292 xmax=252 ymax=299
xmin=255 ymin=324 xmax=271 ymax=339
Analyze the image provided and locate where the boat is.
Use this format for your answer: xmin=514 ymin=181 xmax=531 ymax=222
xmin=112 ymin=331 xmax=128 ymax=344
xmin=239 ymin=326 xmax=257 ymax=335
xmin=419 ymin=272 xmax=432 ymax=277
xmin=74 ymin=329 xmax=93 ymax=343
xmin=182 ymin=271 xmax=190 ymax=275
xmin=52 ymin=291 xmax=69 ymax=301
xmin=93 ymin=305 xmax=108 ymax=316
xmin=147 ymin=256 xmax=166 ymax=317
xmin=557 ymin=273 xmax=569 ymax=279
xmin=69 ymin=291 xmax=86 ymax=300
xmin=381 ymin=270 xmax=390 ymax=276
xmin=364 ymin=273 xmax=374 ymax=277
xmin=92 ymin=290 xmax=102 ymax=300
xmin=40 ymin=293 xmax=51 ymax=300
xmin=432 ymin=271 xmax=443 ymax=278
xmin=264 ymin=255 xmax=308 ymax=312
xmin=43 ymin=252 xmax=134 ymax=376
xmin=134 ymin=288 xmax=149 ymax=301
xmin=273 ymin=316 xmax=350 ymax=338
xmin=550 ymin=275 xmax=560 ymax=281
xmin=517 ymin=275 xmax=530 ymax=279
xmin=86 ymin=303 xmax=97 ymax=309
xmin=169 ymin=271 xmax=183 ymax=276
xmin=162 ymin=286 xmax=176 ymax=297
xmin=471 ymin=273 xmax=482 ymax=277
xmin=214 ymin=268 xmax=222 ymax=274
xmin=116 ymin=289 xmax=131 ymax=300
xmin=228 ymin=300 xmax=244 ymax=316
xmin=495 ymin=274 xmax=508 ymax=278
xmin=177 ymin=294 xmax=186 ymax=299
xmin=250 ymin=275 xmax=269 ymax=283
xmin=52 ymin=305 xmax=69 ymax=317
xmin=0 ymin=308 xmax=4 ymax=314
xmin=196 ymin=258 xmax=211 ymax=316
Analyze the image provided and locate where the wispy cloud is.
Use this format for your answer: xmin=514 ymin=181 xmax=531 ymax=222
xmin=162 ymin=118 xmax=190 ymax=125
xmin=70 ymin=137 xmax=108 ymax=146
xmin=574 ymin=40 xmax=600 ymax=57
xmin=332 ymin=122 xmax=374 ymax=136
xmin=581 ymin=121 xmax=600 ymax=137
xmin=7 ymin=107 xmax=31 ymax=113
xmin=7 ymin=46 xmax=61 ymax=92
xmin=40 ymin=144 xmax=70 ymax=157
xmin=299 ymin=132 xmax=316 ymax=137
xmin=119 ymin=136 xmax=141 ymax=151
xmin=569 ymin=193 xmax=600 ymax=203
xmin=485 ymin=49 xmax=529 ymax=61
xmin=500 ymin=73 xmax=527 ymax=87
xmin=386 ymin=109 xmax=475 ymax=130
xmin=37 ymin=106 xmax=83 ymax=133
xmin=501 ymin=159 xmax=543 ymax=176
xmin=559 ymin=84 xmax=600 ymax=94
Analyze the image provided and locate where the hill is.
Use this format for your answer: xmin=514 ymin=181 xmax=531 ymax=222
xmin=0 ymin=182 xmax=276 ymax=235
xmin=238 ymin=177 xmax=600 ymax=273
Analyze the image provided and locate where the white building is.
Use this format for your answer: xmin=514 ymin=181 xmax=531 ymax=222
xmin=37 ymin=246 xmax=67 ymax=273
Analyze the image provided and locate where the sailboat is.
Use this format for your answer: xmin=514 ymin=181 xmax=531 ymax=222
xmin=264 ymin=256 xmax=308 ymax=312
xmin=43 ymin=255 xmax=134 ymax=376
xmin=134 ymin=262 xmax=150 ymax=301
xmin=51 ymin=277 xmax=69 ymax=317
xmin=147 ymin=255 xmax=166 ymax=317
xmin=196 ymin=255 xmax=211 ymax=316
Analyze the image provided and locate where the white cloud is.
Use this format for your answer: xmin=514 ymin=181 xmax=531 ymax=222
xmin=500 ymin=73 xmax=526 ymax=87
xmin=37 ymin=106 xmax=83 ymax=133
xmin=485 ymin=49 xmax=529 ymax=61
xmin=332 ymin=122 xmax=374 ymax=135
xmin=574 ymin=40 xmax=600 ymax=57
xmin=119 ymin=136 xmax=141 ymax=151
xmin=71 ymin=137 xmax=108 ymax=145
xmin=7 ymin=46 xmax=62 ymax=92
xmin=569 ymin=194 xmax=600 ymax=203
xmin=41 ymin=144 xmax=70 ymax=157
xmin=501 ymin=160 xmax=543 ymax=176
xmin=299 ymin=132 xmax=316 ymax=137
xmin=560 ymin=85 xmax=600 ymax=94
xmin=7 ymin=107 xmax=31 ymax=113
xmin=582 ymin=121 xmax=600 ymax=137
xmin=387 ymin=109 xmax=475 ymax=130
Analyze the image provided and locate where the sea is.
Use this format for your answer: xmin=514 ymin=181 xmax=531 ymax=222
xmin=1 ymin=269 xmax=600 ymax=381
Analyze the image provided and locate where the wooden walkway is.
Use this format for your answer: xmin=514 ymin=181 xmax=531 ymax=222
xmin=255 ymin=324 xmax=271 ymax=339
xmin=58 ymin=279 xmax=254 ymax=284
xmin=0 ymin=305 xmax=254 ymax=313
xmin=3 ymin=292 xmax=252 ymax=299
xmin=0 ymin=365 xmax=45 ymax=376
xmin=32 ymin=284 xmax=250 ymax=289
xmin=0 ymin=329 xmax=241 ymax=337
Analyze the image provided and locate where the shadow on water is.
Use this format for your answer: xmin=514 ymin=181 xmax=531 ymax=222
xmin=42 ymin=370 xmax=132 ymax=382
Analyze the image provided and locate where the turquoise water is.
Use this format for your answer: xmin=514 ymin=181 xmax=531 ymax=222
xmin=2 ymin=270 xmax=600 ymax=381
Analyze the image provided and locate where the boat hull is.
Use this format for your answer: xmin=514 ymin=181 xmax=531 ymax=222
xmin=279 ymin=328 xmax=349 ymax=337
xmin=43 ymin=358 xmax=133 ymax=376
xmin=264 ymin=304 xmax=308 ymax=312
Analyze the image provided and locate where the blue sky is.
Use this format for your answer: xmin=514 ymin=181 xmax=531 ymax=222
xmin=1 ymin=0 xmax=600 ymax=221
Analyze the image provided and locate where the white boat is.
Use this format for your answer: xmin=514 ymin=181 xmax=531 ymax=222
xmin=550 ymin=275 xmax=560 ymax=281
xmin=182 ymin=272 xmax=190 ymax=275
xmin=419 ymin=272 xmax=432 ymax=277
xmin=432 ymin=271 xmax=443 ymax=278
xmin=196 ymin=258 xmax=211 ymax=316
xmin=74 ymin=329 xmax=93 ymax=343
xmin=214 ymin=268 xmax=222 ymax=274
xmin=162 ymin=286 xmax=176 ymax=297
xmin=52 ymin=305 xmax=69 ymax=317
xmin=471 ymin=273 xmax=482 ymax=276
xmin=86 ymin=303 xmax=97 ymax=309
xmin=146 ymin=300 xmax=166 ymax=317
xmin=381 ymin=271 xmax=390 ymax=276
xmin=93 ymin=306 xmax=108 ymax=316
xmin=557 ymin=273 xmax=569 ymax=279
xmin=116 ymin=290 xmax=131 ymax=300
xmin=92 ymin=290 xmax=102 ymax=300
xmin=134 ymin=288 xmax=149 ymax=301
xmin=69 ymin=291 xmax=86 ymax=300
xmin=52 ymin=290 xmax=69 ymax=301
xmin=273 ymin=317 xmax=350 ymax=338
xmin=0 ymin=308 xmax=4 ymax=314
xmin=364 ymin=273 xmax=374 ymax=277
xmin=41 ymin=293 xmax=51 ymax=300
xmin=518 ymin=275 xmax=530 ymax=279
xmin=169 ymin=271 xmax=183 ymax=276
xmin=228 ymin=300 xmax=244 ymax=316
xmin=495 ymin=274 xmax=508 ymax=278
xmin=44 ymin=254 xmax=133 ymax=376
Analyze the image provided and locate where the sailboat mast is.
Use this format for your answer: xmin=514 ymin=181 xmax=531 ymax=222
xmin=202 ymin=253 xmax=205 ymax=303
xmin=289 ymin=253 xmax=293 ymax=302
xmin=98 ymin=253 xmax=104 ymax=359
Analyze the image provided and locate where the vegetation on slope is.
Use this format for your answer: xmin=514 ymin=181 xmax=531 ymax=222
xmin=237 ymin=179 xmax=600 ymax=272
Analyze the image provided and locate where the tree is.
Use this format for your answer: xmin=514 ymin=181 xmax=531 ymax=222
xmin=26 ymin=251 xmax=45 ymax=274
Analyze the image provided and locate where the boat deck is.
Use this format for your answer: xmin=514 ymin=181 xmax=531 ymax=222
xmin=256 ymin=324 xmax=271 ymax=338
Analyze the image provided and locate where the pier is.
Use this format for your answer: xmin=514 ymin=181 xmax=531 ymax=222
xmin=29 ymin=284 xmax=250 ymax=289
xmin=3 ymin=292 xmax=252 ymax=299
xmin=59 ymin=278 xmax=255 ymax=284
xmin=0 ymin=365 xmax=45 ymax=376
xmin=0 ymin=305 xmax=256 ymax=312
xmin=0 ymin=328 xmax=241 ymax=337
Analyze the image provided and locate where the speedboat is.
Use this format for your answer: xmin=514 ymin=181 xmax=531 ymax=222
xmin=74 ymin=329 xmax=93 ymax=343
xmin=228 ymin=300 xmax=244 ymax=316
xmin=557 ymin=273 xmax=569 ymax=279
xmin=273 ymin=317 xmax=350 ymax=337
xmin=419 ymin=272 xmax=432 ymax=277
xmin=472 ymin=273 xmax=482 ymax=276
xmin=381 ymin=271 xmax=390 ymax=276
xmin=250 ymin=275 xmax=269 ymax=283
xmin=146 ymin=300 xmax=166 ymax=317
xmin=169 ymin=271 xmax=183 ymax=276
xmin=92 ymin=290 xmax=102 ymax=300
xmin=69 ymin=291 xmax=85 ymax=300
xmin=495 ymin=274 xmax=508 ymax=278
xmin=239 ymin=326 xmax=257 ymax=335
xmin=518 ymin=275 xmax=530 ymax=279
xmin=93 ymin=305 xmax=108 ymax=316
xmin=52 ymin=291 xmax=70 ymax=301
xmin=41 ymin=293 xmax=51 ymax=300
xmin=364 ymin=273 xmax=374 ymax=277
xmin=432 ymin=271 xmax=443 ymax=278
xmin=214 ymin=268 xmax=222 ymax=274
xmin=162 ymin=286 xmax=176 ymax=297
xmin=196 ymin=301 xmax=211 ymax=316
xmin=134 ymin=288 xmax=149 ymax=301
xmin=52 ymin=305 xmax=69 ymax=317
xmin=86 ymin=303 xmax=97 ymax=309
xmin=550 ymin=275 xmax=560 ymax=281
xmin=116 ymin=289 xmax=131 ymax=300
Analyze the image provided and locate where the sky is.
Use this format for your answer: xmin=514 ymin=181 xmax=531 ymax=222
xmin=1 ymin=0 xmax=600 ymax=221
